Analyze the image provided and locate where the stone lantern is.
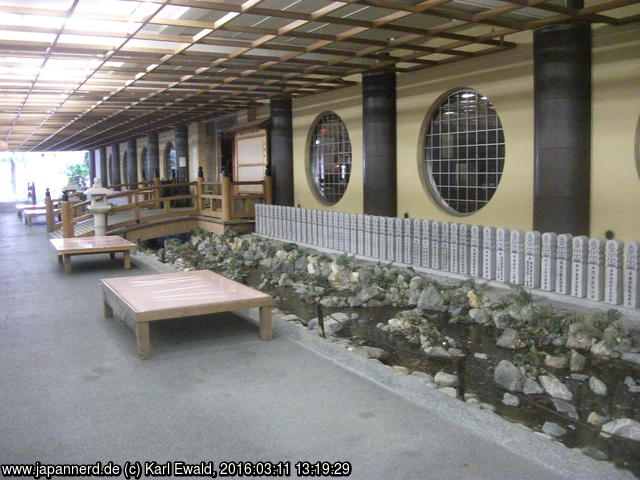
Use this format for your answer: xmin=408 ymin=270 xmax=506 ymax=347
xmin=61 ymin=178 xmax=80 ymax=202
xmin=85 ymin=177 xmax=113 ymax=236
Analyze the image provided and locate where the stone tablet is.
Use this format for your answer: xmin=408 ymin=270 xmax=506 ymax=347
xmin=509 ymin=229 xmax=525 ymax=285
xmin=440 ymin=222 xmax=450 ymax=272
xmin=311 ymin=209 xmax=319 ymax=245
xmin=357 ymin=214 xmax=365 ymax=255
xmin=482 ymin=226 xmax=496 ymax=280
xmin=387 ymin=217 xmax=395 ymax=262
xmin=587 ymin=238 xmax=605 ymax=302
xmin=623 ymin=242 xmax=640 ymax=309
xmin=541 ymin=232 xmax=557 ymax=292
xmin=496 ymin=227 xmax=510 ymax=283
xmin=295 ymin=208 xmax=302 ymax=243
xmin=338 ymin=212 xmax=346 ymax=252
xmin=371 ymin=216 xmax=380 ymax=259
xmin=525 ymin=231 xmax=541 ymax=289
xmin=449 ymin=223 xmax=459 ymax=274
xmin=404 ymin=218 xmax=412 ymax=265
xmin=458 ymin=224 xmax=471 ymax=276
xmin=431 ymin=221 xmax=441 ymax=270
xmin=604 ymin=239 xmax=624 ymax=305
xmin=321 ymin=210 xmax=329 ymax=248
xmin=470 ymin=225 xmax=483 ymax=278
xmin=421 ymin=220 xmax=431 ymax=268
xmin=412 ymin=219 xmax=422 ymax=266
xmin=395 ymin=218 xmax=404 ymax=264
xmin=571 ymin=236 xmax=588 ymax=298
xmin=555 ymin=234 xmax=573 ymax=295
xmin=378 ymin=216 xmax=387 ymax=260
xmin=349 ymin=213 xmax=358 ymax=254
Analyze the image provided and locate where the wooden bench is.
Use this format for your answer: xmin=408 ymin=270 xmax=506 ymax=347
xmin=23 ymin=208 xmax=48 ymax=225
xmin=101 ymin=270 xmax=273 ymax=359
xmin=16 ymin=203 xmax=45 ymax=218
xmin=50 ymin=236 xmax=137 ymax=274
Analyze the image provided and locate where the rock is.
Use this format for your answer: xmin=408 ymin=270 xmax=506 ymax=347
xmin=422 ymin=346 xmax=451 ymax=358
xmin=355 ymin=346 xmax=388 ymax=360
xmin=569 ymin=350 xmax=586 ymax=372
xmin=434 ymin=371 xmax=459 ymax=387
xmin=591 ymin=340 xmax=613 ymax=357
xmin=438 ymin=387 xmax=458 ymax=398
xmin=502 ymin=393 xmax=520 ymax=406
xmin=589 ymin=377 xmax=607 ymax=396
xmin=322 ymin=318 xmax=345 ymax=336
xmin=542 ymin=422 xmax=567 ymax=437
xmin=539 ymin=375 xmax=573 ymax=400
xmin=474 ymin=353 xmax=488 ymax=360
xmin=587 ymin=412 xmax=608 ymax=426
xmin=551 ymin=337 xmax=567 ymax=347
xmin=465 ymin=396 xmax=480 ymax=404
xmin=467 ymin=290 xmax=489 ymax=309
xmin=544 ymin=354 xmax=569 ymax=369
xmin=496 ymin=329 xmax=520 ymax=349
xmin=329 ymin=312 xmax=350 ymax=323
xmin=624 ymin=376 xmax=637 ymax=388
xmin=388 ymin=318 xmax=411 ymax=330
xmin=621 ymin=352 xmax=640 ymax=365
xmin=570 ymin=373 xmax=588 ymax=382
xmin=307 ymin=318 xmax=318 ymax=330
xmin=354 ymin=286 xmax=380 ymax=304
xmin=523 ymin=377 xmax=544 ymax=395
xmin=494 ymin=360 xmax=523 ymax=392
xmin=552 ymin=399 xmax=579 ymax=420
xmin=629 ymin=386 xmax=640 ymax=393
xmin=409 ymin=276 xmax=424 ymax=290
xmin=581 ymin=446 xmax=608 ymax=461
xmin=411 ymin=371 xmax=435 ymax=385
xmin=392 ymin=365 xmax=410 ymax=375
xmin=478 ymin=403 xmax=496 ymax=412
xmin=469 ymin=308 xmax=491 ymax=325
xmin=601 ymin=418 xmax=640 ymax=441
xmin=281 ymin=314 xmax=299 ymax=322
xmin=417 ymin=284 xmax=447 ymax=312
xmin=566 ymin=322 xmax=593 ymax=350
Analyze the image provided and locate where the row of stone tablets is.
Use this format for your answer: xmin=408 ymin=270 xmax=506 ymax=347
xmin=255 ymin=204 xmax=639 ymax=309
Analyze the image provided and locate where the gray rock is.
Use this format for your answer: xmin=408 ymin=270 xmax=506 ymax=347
xmin=434 ymin=371 xmax=459 ymax=387
xmin=492 ymin=310 xmax=513 ymax=329
xmin=591 ymin=340 xmax=613 ymax=357
xmin=281 ymin=314 xmax=300 ymax=322
xmin=438 ymin=387 xmax=458 ymax=398
xmin=494 ymin=360 xmax=523 ymax=392
xmin=502 ymin=393 xmax=520 ymax=406
xmin=581 ymin=446 xmax=608 ymax=461
xmin=624 ymin=376 xmax=637 ymax=388
xmin=629 ymin=386 xmax=640 ymax=393
xmin=496 ymin=328 xmax=520 ymax=349
xmin=409 ymin=276 xmax=424 ymax=290
xmin=601 ymin=418 xmax=640 ymax=441
xmin=569 ymin=350 xmax=586 ymax=372
xmin=587 ymin=411 xmax=608 ymax=426
xmin=411 ymin=371 xmax=435 ymax=385
xmin=589 ymin=377 xmax=607 ymax=396
xmin=329 ymin=312 xmax=351 ymax=323
xmin=552 ymin=398 xmax=579 ymax=420
xmin=469 ymin=308 xmax=491 ymax=325
xmin=307 ymin=318 xmax=318 ymax=330
xmin=322 ymin=318 xmax=345 ymax=336
xmin=465 ymin=396 xmax=480 ymax=404
xmin=478 ymin=403 xmax=496 ymax=412
xmin=523 ymin=377 xmax=544 ymax=395
xmin=621 ymin=352 xmax=640 ymax=365
xmin=570 ymin=373 xmax=589 ymax=382
xmin=544 ymin=354 xmax=568 ymax=369
xmin=417 ymin=284 xmax=447 ymax=312
xmin=354 ymin=286 xmax=380 ymax=304
xmin=474 ymin=352 xmax=488 ymax=360
xmin=539 ymin=375 xmax=573 ymax=401
xmin=542 ymin=422 xmax=567 ymax=437
xmin=566 ymin=322 xmax=593 ymax=350
xmin=422 ymin=346 xmax=451 ymax=358
xmin=355 ymin=346 xmax=388 ymax=360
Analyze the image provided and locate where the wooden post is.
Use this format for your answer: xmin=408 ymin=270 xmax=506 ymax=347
xmin=45 ymin=190 xmax=54 ymax=233
xmin=61 ymin=201 xmax=73 ymax=238
xmin=221 ymin=175 xmax=232 ymax=221
xmin=264 ymin=175 xmax=273 ymax=205
xmin=196 ymin=178 xmax=203 ymax=212
xmin=153 ymin=176 xmax=161 ymax=209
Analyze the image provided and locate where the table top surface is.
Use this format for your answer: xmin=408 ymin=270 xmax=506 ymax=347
xmin=50 ymin=235 xmax=136 ymax=252
xmin=101 ymin=270 xmax=272 ymax=314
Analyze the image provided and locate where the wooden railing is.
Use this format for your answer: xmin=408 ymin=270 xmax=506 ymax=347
xmin=46 ymin=175 xmax=272 ymax=237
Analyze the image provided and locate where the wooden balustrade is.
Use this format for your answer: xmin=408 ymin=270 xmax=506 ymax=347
xmin=51 ymin=175 xmax=272 ymax=237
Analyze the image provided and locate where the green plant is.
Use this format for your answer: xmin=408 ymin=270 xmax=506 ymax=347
xmin=65 ymin=163 xmax=89 ymax=190
xmin=504 ymin=284 xmax=534 ymax=307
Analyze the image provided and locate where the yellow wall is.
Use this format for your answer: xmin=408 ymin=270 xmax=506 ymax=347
xmin=292 ymin=86 xmax=364 ymax=213
xmin=591 ymin=24 xmax=640 ymax=242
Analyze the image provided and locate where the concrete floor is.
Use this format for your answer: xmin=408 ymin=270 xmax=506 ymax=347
xmin=0 ymin=212 xmax=634 ymax=480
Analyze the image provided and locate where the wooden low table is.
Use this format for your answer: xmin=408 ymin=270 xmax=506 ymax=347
xmin=23 ymin=208 xmax=48 ymax=225
xmin=100 ymin=270 xmax=273 ymax=359
xmin=50 ymin=236 xmax=137 ymax=274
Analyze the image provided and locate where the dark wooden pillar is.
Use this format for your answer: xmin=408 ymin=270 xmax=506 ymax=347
xmin=269 ymin=97 xmax=294 ymax=206
xmin=127 ymin=138 xmax=138 ymax=185
xmin=88 ymin=150 xmax=96 ymax=184
xmin=111 ymin=144 xmax=121 ymax=190
xmin=99 ymin=146 xmax=107 ymax=184
xmin=363 ymin=70 xmax=397 ymax=217
xmin=147 ymin=132 xmax=160 ymax=178
xmin=533 ymin=19 xmax=591 ymax=235
xmin=175 ymin=125 xmax=189 ymax=182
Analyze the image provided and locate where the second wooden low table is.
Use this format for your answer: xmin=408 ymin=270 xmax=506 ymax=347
xmin=50 ymin=236 xmax=137 ymax=274
xmin=101 ymin=270 xmax=273 ymax=359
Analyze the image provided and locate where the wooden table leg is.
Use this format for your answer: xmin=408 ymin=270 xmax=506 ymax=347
xmin=103 ymin=295 xmax=113 ymax=318
xmin=259 ymin=306 xmax=272 ymax=341
xmin=63 ymin=254 xmax=72 ymax=274
xmin=135 ymin=322 xmax=151 ymax=360
xmin=123 ymin=250 xmax=131 ymax=269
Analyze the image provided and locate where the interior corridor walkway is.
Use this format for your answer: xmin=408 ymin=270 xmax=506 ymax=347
xmin=0 ymin=213 xmax=632 ymax=480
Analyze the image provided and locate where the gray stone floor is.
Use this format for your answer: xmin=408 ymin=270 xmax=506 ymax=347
xmin=0 ymin=213 xmax=634 ymax=480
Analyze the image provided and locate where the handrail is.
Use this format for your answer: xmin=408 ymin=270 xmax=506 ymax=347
xmin=51 ymin=175 xmax=272 ymax=237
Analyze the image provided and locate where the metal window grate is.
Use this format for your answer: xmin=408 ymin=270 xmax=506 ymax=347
xmin=309 ymin=112 xmax=352 ymax=205
xmin=423 ymin=89 xmax=505 ymax=214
